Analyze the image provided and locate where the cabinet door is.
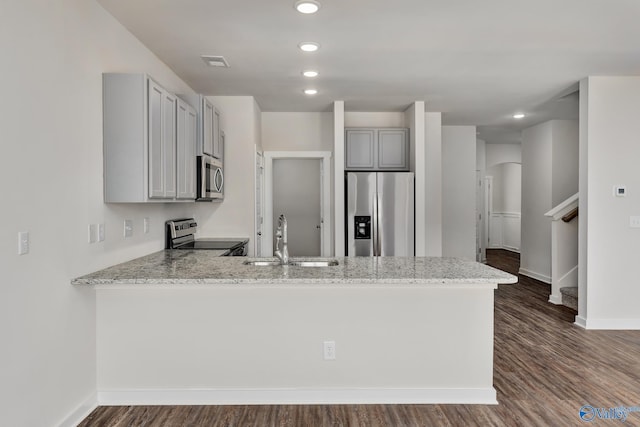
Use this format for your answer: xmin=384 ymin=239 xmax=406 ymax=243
xmin=212 ymin=106 xmax=222 ymax=159
xmin=345 ymin=129 xmax=376 ymax=170
xmin=163 ymin=91 xmax=177 ymax=198
xmin=176 ymin=100 xmax=196 ymax=199
xmin=377 ymin=129 xmax=409 ymax=170
xmin=148 ymin=80 xmax=165 ymax=198
xmin=203 ymin=99 xmax=214 ymax=156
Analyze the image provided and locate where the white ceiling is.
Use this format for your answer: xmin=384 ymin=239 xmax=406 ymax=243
xmin=98 ymin=0 xmax=640 ymax=143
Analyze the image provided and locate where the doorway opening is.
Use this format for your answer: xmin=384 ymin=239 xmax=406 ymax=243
xmin=262 ymin=151 xmax=332 ymax=257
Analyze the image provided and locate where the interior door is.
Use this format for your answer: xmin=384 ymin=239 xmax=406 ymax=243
xmin=272 ymin=159 xmax=321 ymax=256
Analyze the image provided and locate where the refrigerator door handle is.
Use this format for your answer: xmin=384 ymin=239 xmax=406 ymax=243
xmin=372 ymin=193 xmax=378 ymax=256
xmin=377 ymin=192 xmax=383 ymax=256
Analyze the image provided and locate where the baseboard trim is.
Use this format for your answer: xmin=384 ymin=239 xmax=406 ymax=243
xmin=548 ymin=294 xmax=562 ymax=305
xmin=580 ymin=318 xmax=640 ymax=330
xmin=57 ymin=392 xmax=97 ymax=427
xmin=97 ymin=387 xmax=498 ymax=406
xmin=518 ymin=268 xmax=551 ymax=284
xmin=574 ymin=316 xmax=587 ymax=329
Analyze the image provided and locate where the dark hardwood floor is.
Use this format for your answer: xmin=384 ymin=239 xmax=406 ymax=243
xmin=80 ymin=250 xmax=640 ymax=426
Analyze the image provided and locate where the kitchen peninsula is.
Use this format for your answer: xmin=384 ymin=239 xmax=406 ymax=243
xmin=74 ymin=252 xmax=516 ymax=406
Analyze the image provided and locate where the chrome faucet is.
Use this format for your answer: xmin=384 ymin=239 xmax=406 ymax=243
xmin=274 ymin=214 xmax=289 ymax=265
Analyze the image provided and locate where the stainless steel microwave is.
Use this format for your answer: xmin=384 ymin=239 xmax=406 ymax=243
xmin=196 ymin=155 xmax=224 ymax=201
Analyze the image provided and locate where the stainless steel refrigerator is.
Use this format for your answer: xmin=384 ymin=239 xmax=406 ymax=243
xmin=346 ymin=172 xmax=415 ymax=256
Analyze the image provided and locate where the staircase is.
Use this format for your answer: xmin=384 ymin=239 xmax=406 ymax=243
xmin=544 ymin=193 xmax=579 ymax=311
xmin=560 ymin=286 xmax=578 ymax=311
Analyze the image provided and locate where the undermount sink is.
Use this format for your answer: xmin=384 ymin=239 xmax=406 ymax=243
xmin=243 ymin=259 xmax=339 ymax=267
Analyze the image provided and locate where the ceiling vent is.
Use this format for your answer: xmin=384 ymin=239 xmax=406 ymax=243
xmin=201 ymin=55 xmax=230 ymax=68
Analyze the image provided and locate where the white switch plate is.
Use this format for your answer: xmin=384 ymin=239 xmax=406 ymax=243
xmin=630 ymin=216 xmax=640 ymax=228
xmin=323 ymin=341 xmax=336 ymax=360
xmin=98 ymin=223 xmax=105 ymax=242
xmin=88 ymin=224 xmax=97 ymax=244
xmin=124 ymin=220 xmax=134 ymax=238
xmin=143 ymin=217 xmax=150 ymax=234
xmin=18 ymin=231 xmax=29 ymax=255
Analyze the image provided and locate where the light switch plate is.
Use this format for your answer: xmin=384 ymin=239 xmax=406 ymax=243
xmin=144 ymin=217 xmax=150 ymax=234
xmin=88 ymin=224 xmax=97 ymax=244
xmin=124 ymin=220 xmax=134 ymax=238
xmin=18 ymin=231 xmax=29 ymax=255
xmin=98 ymin=223 xmax=105 ymax=242
xmin=630 ymin=216 xmax=640 ymax=228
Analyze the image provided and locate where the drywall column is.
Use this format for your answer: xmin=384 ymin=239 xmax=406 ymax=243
xmin=579 ymin=77 xmax=640 ymax=329
xmin=425 ymin=113 xmax=443 ymax=256
xmin=333 ymin=101 xmax=345 ymax=256
xmin=521 ymin=122 xmax=553 ymax=282
xmin=196 ymin=96 xmax=261 ymax=256
xmin=406 ymin=102 xmax=426 ymax=255
xmin=521 ymin=120 xmax=578 ymax=284
xmin=577 ymin=79 xmax=589 ymax=327
xmin=442 ymin=126 xmax=477 ymax=260
xmin=477 ymin=139 xmax=486 ymax=262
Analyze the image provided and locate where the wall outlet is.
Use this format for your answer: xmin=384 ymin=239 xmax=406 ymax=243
xmin=18 ymin=231 xmax=29 ymax=255
xmin=88 ymin=224 xmax=97 ymax=244
xmin=144 ymin=217 xmax=150 ymax=234
xmin=98 ymin=223 xmax=105 ymax=242
xmin=323 ymin=341 xmax=336 ymax=360
xmin=630 ymin=216 xmax=640 ymax=228
xmin=124 ymin=219 xmax=134 ymax=238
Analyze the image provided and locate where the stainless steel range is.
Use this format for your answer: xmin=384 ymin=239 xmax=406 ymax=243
xmin=165 ymin=218 xmax=248 ymax=256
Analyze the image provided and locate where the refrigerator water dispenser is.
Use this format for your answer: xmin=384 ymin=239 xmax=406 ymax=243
xmin=354 ymin=216 xmax=371 ymax=239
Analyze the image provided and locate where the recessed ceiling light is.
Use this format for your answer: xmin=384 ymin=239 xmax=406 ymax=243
xmin=295 ymin=0 xmax=321 ymax=14
xmin=298 ymin=42 xmax=320 ymax=52
xmin=513 ymin=113 xmax=525 ymax=119
xmin=304 ymin=89 xmax=318 ymax=95
xmin=302 ymin=70 xmax=319 ymax=77
xmin=201 ymin=55 xmax=230 ymax=68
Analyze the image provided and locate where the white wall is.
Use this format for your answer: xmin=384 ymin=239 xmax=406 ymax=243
xmin=262 ymin=112 xmax=333 ymax=151
xmin=442 ymin=126 xmax=477 ymax=260
xmin=195 ymin=97 xmax=261 ymax=255
xmin=521 ymin=122 xmax=553 ymax=282
xmin=551 ymin=121 xmax=579 ymax=207
xmin=487 ymin=163 xmax=521 ymax=252
xmin=503 ymin=163 xmax=522 ymax=213
xmin=486 ymin=143 xmax=521 ymax=169
xmin=520 ymin=120 xmax=578 ymax=283
xmin=580 ymin=77 xmax=640 ymax=329
xmin=0 ymin=1 xmax=198 ymax=425
xmin=344 ymin=112 xmax=406 ymax=128
xmin=425 ymin=113 xmax=443 ymax=256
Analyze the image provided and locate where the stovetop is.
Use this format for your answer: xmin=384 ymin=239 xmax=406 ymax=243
xmin=166 ymin=218 xmax=248 ymax=252
xmin=172 ymin=239 xmax=247 ymax=250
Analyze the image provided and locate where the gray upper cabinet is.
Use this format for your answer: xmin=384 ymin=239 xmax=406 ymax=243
xmin=103 ymin=73 xmax=194 ymax=203
xmin=176 ymin=98 xmax=197 ymax=199
xmin=180 ymin=94 xmax=222 ymax=159
xmin=345 ymin=129 xmax=376 ymax=169
xmin=345 ymin=128 xmax=409 ymax=171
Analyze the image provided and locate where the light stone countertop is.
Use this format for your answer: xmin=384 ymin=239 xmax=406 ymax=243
xmin=72 ymin=250 xmax=518 ymax=286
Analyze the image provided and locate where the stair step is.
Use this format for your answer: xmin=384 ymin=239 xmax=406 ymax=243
xmin=560 ymin=286 xmax=578 ymax=311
